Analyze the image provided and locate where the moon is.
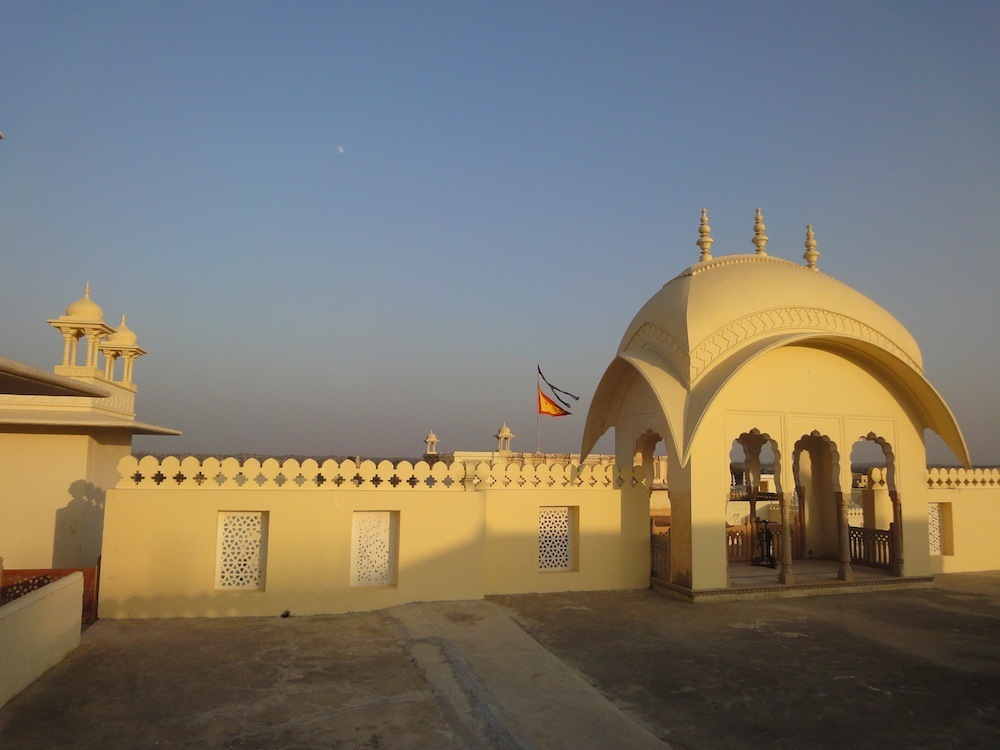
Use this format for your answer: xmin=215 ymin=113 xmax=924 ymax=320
xmin=337 ymin=146 xmax=344 ymax=154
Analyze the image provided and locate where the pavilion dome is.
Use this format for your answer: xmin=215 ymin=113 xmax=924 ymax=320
xmin=583 ymin=242 xmax=969 ymax=468
xmin=64 ymin=283 xmax=104 ymax=323
xmin=617 ymin=254 xmax=924 ymax=386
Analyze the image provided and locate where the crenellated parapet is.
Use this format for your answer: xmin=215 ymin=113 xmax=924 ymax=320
xmin=927 ymin=467 xmax=1000 ymax=489
xmin=115 ymin=455 xmax=648 ymax=491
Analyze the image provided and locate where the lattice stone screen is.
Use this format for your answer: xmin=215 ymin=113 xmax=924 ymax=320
xmin=351 ymin=511 xmax=399 ymax=586
xmin=928 ymin=503 xmax=942 ymax=555
xmin=539 ymin=506 xmax=576 ymax=571
xmin=216 ymin=511 xmax=268 ymax=589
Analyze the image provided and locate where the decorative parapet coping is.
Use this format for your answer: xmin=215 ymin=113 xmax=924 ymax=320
xmin=115 ymin=455 xmax=649 ymax=491
xmin=927 ymin=467 xmax=1000 ymax=489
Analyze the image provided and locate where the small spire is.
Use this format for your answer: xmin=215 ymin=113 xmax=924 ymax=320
xmin=803 ymin=224 xmax=819 ymax=271
xmin=696 ymin=209 xmax=714 ymax=262
xmin=120 ymin=314 xmax=127 ymax=326
xmin=84 ymin=281 xmax=91 ymax=299
xmin=752 ymin=208 xmax=768 ymax=256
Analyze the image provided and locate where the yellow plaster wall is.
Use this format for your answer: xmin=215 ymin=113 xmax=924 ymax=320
xmin=100 ymin=488 xmax=488 ymax=618
xmin=0 ymin=572 xmax=82 ymax=708
xmin=483 ymin=487 xmax=650 ymax=595
xmin=0 ymin=430 xmax=129 ymax=568
xmin=927 ymin=486 xmax=1000 ymax=574
xmin=100 ymin=457 xmax=652 ymax=618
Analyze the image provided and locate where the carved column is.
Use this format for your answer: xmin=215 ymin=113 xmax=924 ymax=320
xmin=778 ymin=491 xmax=795 ymax=585
xmin=61 ymin=332 xmax=75 ymax=366
xmin=837 ymin=492 xmax=854 ymax=582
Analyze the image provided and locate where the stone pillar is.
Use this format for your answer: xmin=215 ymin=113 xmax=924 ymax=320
xmin=61 ymin=333 xmax=75 ymax=366
xmin=837 ymin=492 xmax=854 ymax=582
xmin=891 ymin=494 xmax=904 ymax=577
xmin=778 ymin=491 xmax=795 ymax=585
xmin=666 ymin=456 xmax=728 ymax=591
xmin=123 ymin=353 xmax=137 ymax=385
xmin=103 ymin=351 xmax=117 ymax=380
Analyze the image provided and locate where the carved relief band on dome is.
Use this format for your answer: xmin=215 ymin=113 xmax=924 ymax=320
xmin=690 ymin=307 xmax=922 ymax=382
xmin=622 ymin=322 xmax=690 ymax=378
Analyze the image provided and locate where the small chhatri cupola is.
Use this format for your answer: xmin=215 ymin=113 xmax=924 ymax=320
xmin=424 ymin=430 xmax=439 ymax=456
xmin=99 ymin=315 xmax=147 ymax=386
xmin=48 ymin=283 xmax=115 ymax=375
xmin=495 ymin=423 xmax=515 ymax=453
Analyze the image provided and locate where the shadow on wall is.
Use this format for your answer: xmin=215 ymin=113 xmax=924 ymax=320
xmin=52 ymin=481 xmax=106 ymax=569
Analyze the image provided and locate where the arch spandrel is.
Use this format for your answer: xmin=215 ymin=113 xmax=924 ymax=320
xmin=581 ymin=359 xmax=637 ymax=460
xmin=581 ymin=353 xmax=685 ymax=463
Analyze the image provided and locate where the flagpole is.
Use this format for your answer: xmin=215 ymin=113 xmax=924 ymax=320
xmin=536 ymin=373 xmax=540 ymax=454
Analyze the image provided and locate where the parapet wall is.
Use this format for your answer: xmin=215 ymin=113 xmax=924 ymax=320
xmin=115 ymin=455 xmax=648 ymax=491
xmin=0 ymin=572 xmax=82 ymax=707
xmin=926 ymin=467 xmax=1000 ymax=489
xmin=924 ymin=468 xmax=1000 ymax=574
xmin=101 ymin=455 xmax=653 ymax=619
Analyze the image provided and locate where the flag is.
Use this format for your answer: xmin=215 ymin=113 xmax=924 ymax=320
xmin=538 ymin=386 xmax=572 ymax=417
xmin=537 ymin=365 xmax=580 ymax=409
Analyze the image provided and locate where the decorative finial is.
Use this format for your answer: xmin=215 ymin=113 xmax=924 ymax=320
xmin=120 ymin=314 xmax=127 ymax=326
xmin=696 ymin=209 xmax=714 ymax=262
xmin=84 ymin=281 xmax=91 ymax=298
xmin=803 ymin=224 xmax=819 ymax=271
xmin=752 ymin=208 xmax=768 ymax=256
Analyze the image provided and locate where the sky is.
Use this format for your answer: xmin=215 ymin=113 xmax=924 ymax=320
xmin=1 ymin=1 xmax=997 ymax=464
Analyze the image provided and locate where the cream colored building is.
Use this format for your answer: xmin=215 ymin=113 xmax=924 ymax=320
xmin=584 ymin=210 xmax=974 ymax=594
xmin=0 ymin=286 xmax=177 ymax=569
xmin=3 ymin=212 xmax=1000 ymax=620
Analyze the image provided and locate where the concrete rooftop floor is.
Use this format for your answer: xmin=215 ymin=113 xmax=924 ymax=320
xmin=1 ymin=571 xmax=999 ymax=749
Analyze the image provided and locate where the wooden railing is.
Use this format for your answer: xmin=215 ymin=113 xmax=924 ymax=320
xmin=849 ymin=526 xmax=893 ymax=570
xmin=727 ymin=519 xmax=801 ymax=562
xmin=651 ymin=533 xmax=671 ymax=579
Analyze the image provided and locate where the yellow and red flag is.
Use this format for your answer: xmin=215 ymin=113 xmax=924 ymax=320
xmin=538 ymin=386 xmax=572 ymax=417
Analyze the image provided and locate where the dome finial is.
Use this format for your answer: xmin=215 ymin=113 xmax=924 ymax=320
xmin=803 ymin=224 xmax=820 ymax=271
xmin=696 ymin=209 xmax=714 ymax=262
xmin=752 ymin=208 xmax=768 ymax=256
xmin=84 ymin=281 xmax=91 ymax=298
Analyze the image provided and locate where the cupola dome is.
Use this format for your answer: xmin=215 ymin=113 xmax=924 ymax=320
xmin=65 ymin=282 xmax=104 ymax=322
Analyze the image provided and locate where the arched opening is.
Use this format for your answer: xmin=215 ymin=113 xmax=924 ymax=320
xmin=726 ymin=430 xmax=787 ymax=576
xmin=634 ymin=429 xmax=670 ymax=534
xmin=849 ymin=433 xmax=900 ymax=574
xmin=793 ymin=431 xmax=841 ymax=561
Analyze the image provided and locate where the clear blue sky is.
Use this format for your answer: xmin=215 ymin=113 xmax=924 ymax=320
xmin=2 ymin=1 xmax=997 ymax=463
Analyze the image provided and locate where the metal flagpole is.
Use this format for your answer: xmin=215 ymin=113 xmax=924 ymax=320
xmin=536 ymin=374 xmax=540 ymax=454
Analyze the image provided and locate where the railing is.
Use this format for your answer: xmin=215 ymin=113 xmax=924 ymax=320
xmin=1 ymin=565 xmax=100 ymax=626
xmin=849 ymin=526 xmax=893 ymax=570
xmin=727 ymin=519 xmax=801 ymax=562
xmin=651 ymin=532 xmax=671 ymax=579
xmin=728 ymin=491 xmax=779 ymax=504
xmin=727 ymin=525 xmax=752 ymax=562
